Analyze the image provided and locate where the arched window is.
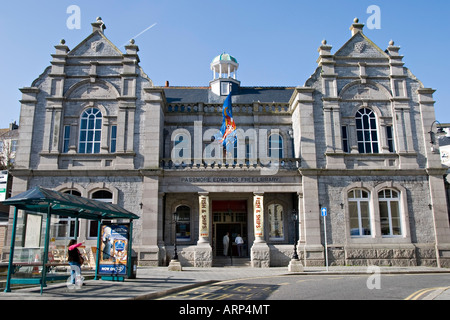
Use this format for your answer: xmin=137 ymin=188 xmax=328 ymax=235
xmin=268 ymin=203 xmax=284 ymax=240
xmin=378 ymin=189 xmax=402 ymax=236
xmin=79 ymin=107 xmax=102 ymax=154
xmin=348 ymin=189 xmax=371 ymax=236
xmin=268 ymin=134 xmax=283 ymax=159
xmin=56 ymin=190 xmax=82 ymax=239
xmin=88 ymin=190 xmax=113 ymax=238
xmin=175 ymin=205 xmax=191 ymax=241
xmin=356 ymin=108 xmax=379 ymax=154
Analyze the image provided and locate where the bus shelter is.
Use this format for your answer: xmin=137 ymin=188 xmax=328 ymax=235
xmin=2 ymin=186 xmax=140 ymax=294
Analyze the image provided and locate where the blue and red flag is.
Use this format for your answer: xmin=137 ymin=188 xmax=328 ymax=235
xmin=214 ymin=93 xmax=237 ymax=153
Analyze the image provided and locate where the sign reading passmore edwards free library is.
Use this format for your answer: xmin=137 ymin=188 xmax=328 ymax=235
xmin=180 ymin=176 xmax=281 ymax=183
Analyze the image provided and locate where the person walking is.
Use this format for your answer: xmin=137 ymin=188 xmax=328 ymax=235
xmin=235 ymin=234 xmax=244 ymax=257
xmin=68 ymin=240 xmax=84 ymax=285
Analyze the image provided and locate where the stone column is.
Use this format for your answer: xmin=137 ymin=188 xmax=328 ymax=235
xmin=251 ymin=192 xmax=270 ymax=268
xmin=253 ymin=192 xmax=265 ymax=243
xmin=198 ymin=192 xmax=210 ymax=244
xmin=194 ymin=192 xmax=212 ymax=267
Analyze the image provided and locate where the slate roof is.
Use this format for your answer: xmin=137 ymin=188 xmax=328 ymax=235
xmin=163 ymin=86 xmax=295 ymax=104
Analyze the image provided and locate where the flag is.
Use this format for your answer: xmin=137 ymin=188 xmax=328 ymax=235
xmin=214 ymin=93 xmax=237 ymax=153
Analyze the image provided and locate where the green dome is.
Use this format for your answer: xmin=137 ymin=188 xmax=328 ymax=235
xmin=212 ymin=53 xmax=238 ymax=64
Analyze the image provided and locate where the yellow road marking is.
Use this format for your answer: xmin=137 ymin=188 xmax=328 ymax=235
xmin=405 ymin=287 xmax=449 ymax=300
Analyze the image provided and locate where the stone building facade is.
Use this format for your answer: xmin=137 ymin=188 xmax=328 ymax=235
xmin=4 ymin=17 xmax=450 ymax=268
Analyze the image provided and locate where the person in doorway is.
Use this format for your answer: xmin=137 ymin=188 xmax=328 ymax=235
xmin=235 ymin=234 xmax=244 ymax=257
xmin=68 ymin=240 xmax=84 ymax=285
xmin=223 ymin=232 xmax=230 ymax=256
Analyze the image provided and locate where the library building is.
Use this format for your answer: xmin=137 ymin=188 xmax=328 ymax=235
xmin=3 ymin=17 xmax=450 ymax=269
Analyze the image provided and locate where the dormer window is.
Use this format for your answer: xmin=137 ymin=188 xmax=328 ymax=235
xmin=221 ymin=82 xmax=231 ymax=96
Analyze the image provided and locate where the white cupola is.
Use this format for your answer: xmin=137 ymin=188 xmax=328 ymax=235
xmin=210 ymin=53 xmax=240 ymax=96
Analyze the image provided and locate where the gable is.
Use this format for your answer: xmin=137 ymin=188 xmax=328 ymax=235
xmin=340 ymin=82 xmax=391 ymax=101
xmin=334 ymin=32 xmax=388 ymax=59
xmin=68 ymin=31 xmax=123 ymax=57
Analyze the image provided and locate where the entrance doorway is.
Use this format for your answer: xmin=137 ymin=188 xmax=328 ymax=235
xmin=212 ymin=200 xmax=248 ymax=257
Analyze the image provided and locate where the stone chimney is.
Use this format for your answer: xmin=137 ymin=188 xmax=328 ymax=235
xmin=92 ymin=17 xmax=106 ymax=33
xmin=350 ymin=18 xmax=364 ymax=36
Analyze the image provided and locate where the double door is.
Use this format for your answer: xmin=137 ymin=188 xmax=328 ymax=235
xmin=213 ymin=211 xmax=248 ymax=257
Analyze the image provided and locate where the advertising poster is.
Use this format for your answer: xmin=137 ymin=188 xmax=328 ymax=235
xmin=99 ymin=223 xmax=129 ymax=275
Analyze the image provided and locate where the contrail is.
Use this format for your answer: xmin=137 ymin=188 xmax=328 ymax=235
xmin=122 ymin=23 xmax=157 ymax=46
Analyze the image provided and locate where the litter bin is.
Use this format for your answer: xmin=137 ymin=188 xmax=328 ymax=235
xmin=128 ymin=255 xmax=137 ymax=279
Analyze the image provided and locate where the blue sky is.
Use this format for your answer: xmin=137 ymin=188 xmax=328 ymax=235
xmin=1 ymin=0 xmax=449 ymax=128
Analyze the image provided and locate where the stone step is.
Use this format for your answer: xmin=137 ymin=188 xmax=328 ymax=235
xmin=212 ymin=257 xmax=251 ymax=267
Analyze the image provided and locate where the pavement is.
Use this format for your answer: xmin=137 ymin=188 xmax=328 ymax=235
xmin=0 ymin=265 xmax=449 ymax=301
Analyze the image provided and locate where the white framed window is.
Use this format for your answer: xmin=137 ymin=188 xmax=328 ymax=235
xmin=110 ymin=125 xmax=117 ymax=153
xmin=348 ymin=189 xmax=372 ymax=236
xmin=56 ymin=190 xmax=82 ymax=239
xmin=268 ymin=134 xmax=283 ymax=159
xmin=221 ymin=82 xmax=231 ymax=96
xmin=63 ymin=125 xmax=70 ymax=153
xmin=79 ymin=107 xmax=102 ymax=154
xmin=88 ymin=190 xmax=113 ymax=239
xmin=342 ymin=126 xmax=349 ymax=153
xmin=378 ymin=189 xmax=402 ymax=236
xmin=386 ymin=126 xmax=395 ymax=153
xmin=356 ymin=108 xmax=379 ymax=154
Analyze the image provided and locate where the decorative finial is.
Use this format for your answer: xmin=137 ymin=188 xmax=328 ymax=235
xmin=60 ymin=39 xmax=66 ymax=45
xmin=354 ymin=18 xmax=359 ymax=23
xmin=389 ymin=40 xmax=394 ymax=46
xmin=130 ymin=39 xmax=135 ymax=45
xmin=322 ymin=39 xmax=327 ymax=45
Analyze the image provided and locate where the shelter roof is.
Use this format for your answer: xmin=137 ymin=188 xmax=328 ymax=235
xmin=1 ymin=186 xmax=139 ymax=220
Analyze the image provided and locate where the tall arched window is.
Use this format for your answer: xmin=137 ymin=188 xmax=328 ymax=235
xmin=56 ymin=190 xmax=82 ymax=239
xmin=79 ymin=107 xmax=102 ymax=154
xmin=88 ymin=190 xmax=113 ymax=238
xmin=348 ymin=189 xmax=371 ymax=236
xmin=268 ymin=134 xmax=283 ymax=159
xmin=356 ymin=108 xmax=379 ymax=154
xmin=378 ymin=189 xmax=402 ymax=236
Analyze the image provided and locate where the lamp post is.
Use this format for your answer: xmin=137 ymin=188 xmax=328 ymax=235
xmin=173 ymin=211 xmax=179 ymax=260
xmin=168 ymin=211 xmax=182 ymax=271
xmin=288 ymin=208 xmax=303 ymax=272
xmin=429 ymin=120 xmax=445 ymax=148
xmin=291 ymin=209 xmax=299 ymax=260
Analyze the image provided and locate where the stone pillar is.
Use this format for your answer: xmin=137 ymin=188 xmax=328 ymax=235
xmin=251 ymin=192 xmax=270 ymax=268
xmin=428 ymin=172 xmax=450 ymax=268
xmin=194 ymin=192 xmax=212 ymax=267
xmin=15 ymin=87 xmax=39 ymax=169
xmin=138 ymin=175 xmax=161 ymax=266
xmin=299 ymin=172 xmax=324 ymax=266
xmin=198 ymin=192 xmax=210 ymax=244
